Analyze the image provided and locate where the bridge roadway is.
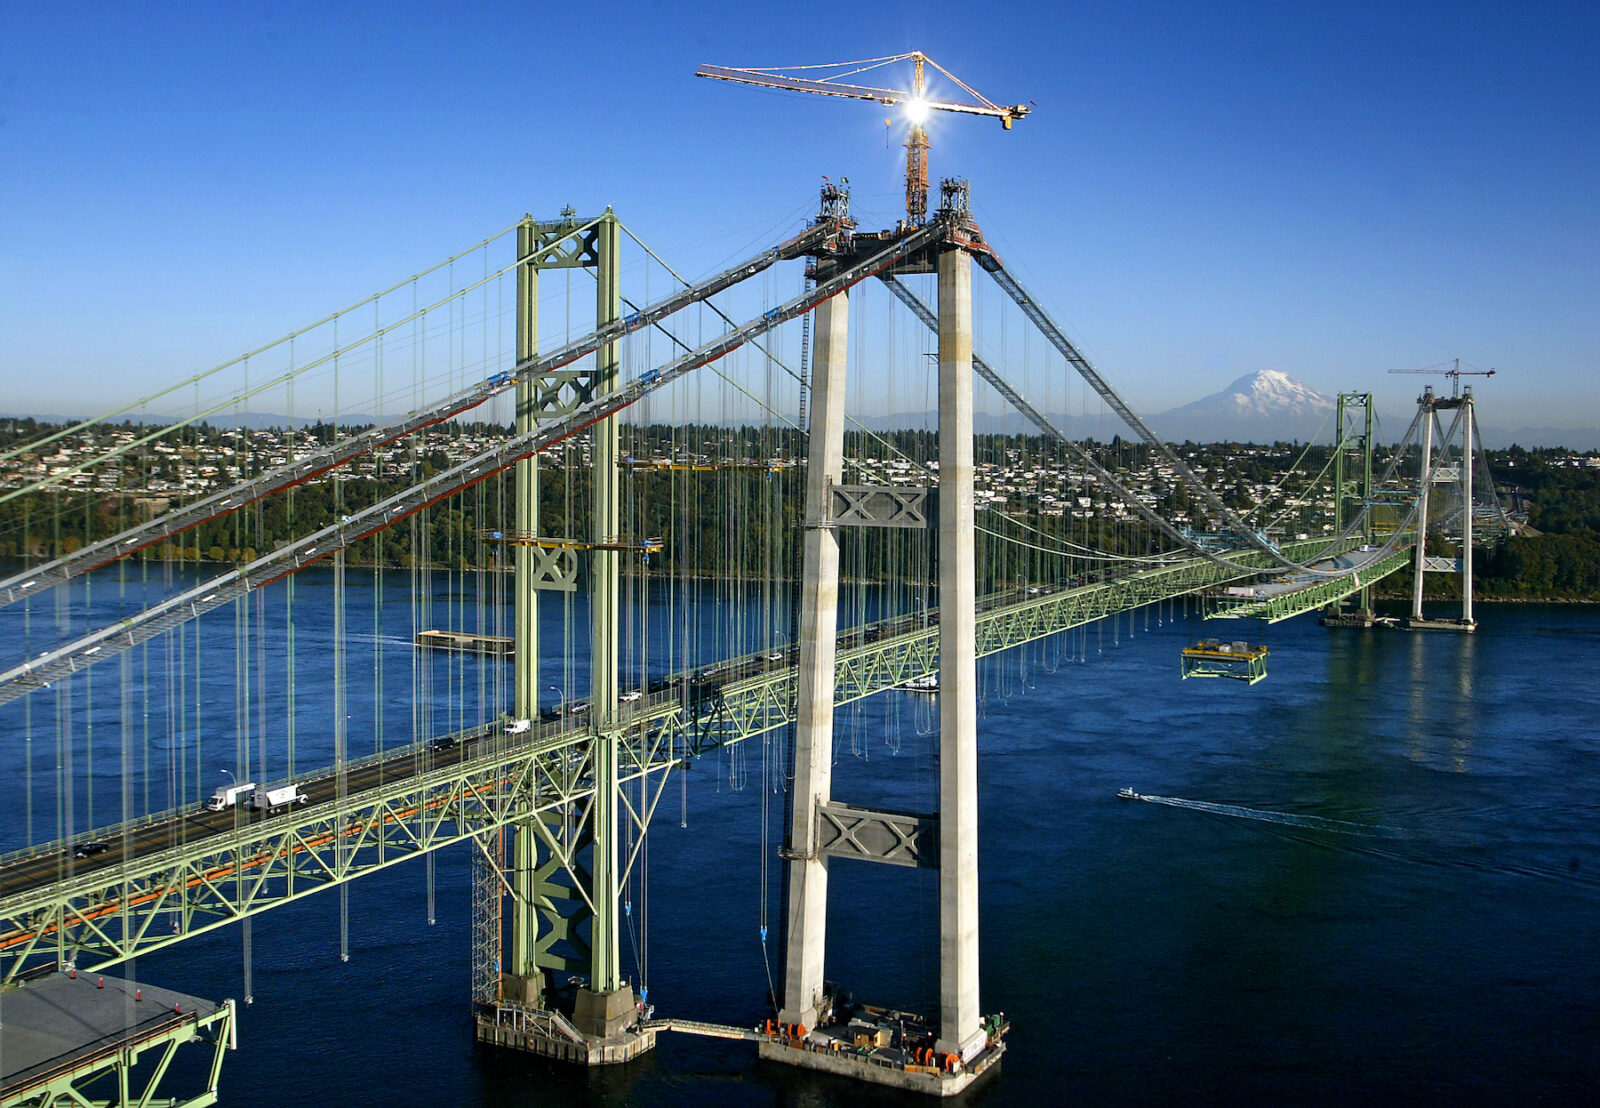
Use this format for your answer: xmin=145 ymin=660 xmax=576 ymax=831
xmin=1205 ymin=543 xmax=1416 ymax=623
xmin=0 ymin=735 xmax=487 ymax=902
xmin=0 ymin=536 xmax=1347 ymax=983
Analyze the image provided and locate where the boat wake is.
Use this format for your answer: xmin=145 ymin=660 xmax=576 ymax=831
xmin=1117 ymin=788 xmax=1403 ymax=838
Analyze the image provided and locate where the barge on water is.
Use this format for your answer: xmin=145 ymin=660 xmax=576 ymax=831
xmin=1179 ymin=639 xmax=1269 ymax=684
xmin=416 ymin=628 xmax=514 ymax=656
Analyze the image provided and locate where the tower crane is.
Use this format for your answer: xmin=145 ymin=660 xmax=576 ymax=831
xmin=696 ymin=53 xmax=1031 ymax=227
xmin=1388 ymin=359 xmax=1496 ymax=400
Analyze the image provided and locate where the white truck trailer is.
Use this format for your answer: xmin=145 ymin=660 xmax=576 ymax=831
xmin=252 ymin=783 xmax=308 ymax=813
xmin=204 ymin=781 xmax=257 ymax=811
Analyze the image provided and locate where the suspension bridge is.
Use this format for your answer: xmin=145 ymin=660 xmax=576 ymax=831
xmin=0 ymin=182 xmax=1509 ymax=1105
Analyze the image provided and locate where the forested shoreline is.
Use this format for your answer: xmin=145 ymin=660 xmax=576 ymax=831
xmin=3 ymin=417 xmax=1597 ymax=600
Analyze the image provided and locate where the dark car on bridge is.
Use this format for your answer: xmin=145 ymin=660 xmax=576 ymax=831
xmin=72 ymin=841 xmax=109 ymax=859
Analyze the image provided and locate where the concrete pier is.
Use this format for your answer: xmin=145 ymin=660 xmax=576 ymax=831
xmin=756 ymin=1022 xmax=1004 ymax=1097
xmin=1407 ymin=617 xmax=1477 ymax=633
xmin=475 ymin=999 xmax=655 ymax=1066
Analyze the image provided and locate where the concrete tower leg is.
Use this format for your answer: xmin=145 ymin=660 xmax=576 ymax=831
xmin=1461 ymin=391 xmax=1475 ymax=626
xmin=935 ymin=246 xmax=983 ymax=1061
xmin=778 ymin=288 xmax=850 ymax=1030
xmin=1411 ymin=391 xmax=1434 ymax=624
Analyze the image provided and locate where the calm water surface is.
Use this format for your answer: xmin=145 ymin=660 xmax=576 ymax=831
xmin=5 ymin=576 xmax=1598 ymax=1105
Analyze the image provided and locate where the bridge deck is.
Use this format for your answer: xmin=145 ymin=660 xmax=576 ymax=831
xmin=1 ymin=972 xmax=231 ymax=1107
xmin=0 ymin=537 xmax=1346 ymax=980
xmin=1207 ymin=545 xmax=1414 ymax=623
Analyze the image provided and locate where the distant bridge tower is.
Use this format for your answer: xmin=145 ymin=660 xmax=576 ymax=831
xmin=1321 ymin=392 xmax=1377 ymax=626
xmin=1407 ymin=385 xmax=1481 ymax=632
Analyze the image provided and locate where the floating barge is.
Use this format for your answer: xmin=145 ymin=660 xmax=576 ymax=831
xmin=1180 ymin=639 xmax=1269 ymax=684
xmin=416 ymin=628 xmax=514 ymax=656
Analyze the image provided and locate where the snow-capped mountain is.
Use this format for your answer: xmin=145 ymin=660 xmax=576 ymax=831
xmin=1147 ymin=370 xmax=1335 ymax=443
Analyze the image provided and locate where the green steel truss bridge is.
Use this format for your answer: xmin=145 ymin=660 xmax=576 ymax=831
xmin=0 ymin=532 xmax=1345 ymax=985
xmin=0 ymin=184 xmax=1509 ymax=1102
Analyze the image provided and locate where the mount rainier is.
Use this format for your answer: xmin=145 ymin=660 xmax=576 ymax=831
xmin=1145 ymin=370 xmax=1335 ymax=443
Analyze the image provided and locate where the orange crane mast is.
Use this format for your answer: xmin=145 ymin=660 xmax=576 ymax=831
xmin=696 ymin=53 xmax=1030 ymax=227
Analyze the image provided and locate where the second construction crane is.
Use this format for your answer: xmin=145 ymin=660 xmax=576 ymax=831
xmin=1389 ymin=358 xmax=1497 ymax=400
xmin=696 ymin=53 xmax=1030 ymax=226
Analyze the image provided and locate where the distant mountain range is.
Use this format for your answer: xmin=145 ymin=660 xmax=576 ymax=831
xmin=7 ymin=373 xmax=1599 ymax=449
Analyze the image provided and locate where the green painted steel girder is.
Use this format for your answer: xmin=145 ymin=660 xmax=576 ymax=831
xmin=0 ymin=732 xmax=597 ymax=984
xmin=0 ymin=537 xmax=1343 ymax=983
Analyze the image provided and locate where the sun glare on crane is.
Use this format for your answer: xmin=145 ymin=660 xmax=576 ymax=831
xmin=905 ymin=97 xmax=931 ymax=125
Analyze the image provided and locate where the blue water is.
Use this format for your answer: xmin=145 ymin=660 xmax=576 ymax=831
xmin=4 ymin=575 xmax=1599 ymax=1104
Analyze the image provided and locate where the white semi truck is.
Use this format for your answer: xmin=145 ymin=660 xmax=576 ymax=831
xmin=252 ymin=784 xmax=308 ymax=813
xmin=204 ymin=781 xmax=257 ymax=811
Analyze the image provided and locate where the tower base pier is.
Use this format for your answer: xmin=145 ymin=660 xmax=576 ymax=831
xmin=755 ymin=998 xmax=1007 ymax=1098
xmin=757 ymin=1031 xmax=1003 ymax=1097
xmin=1406 ymin=616 xmax=1477 ymax=633
xmin=1320 ymin=607 xmax=1396 ymax=629
xmin=475 ymin=987 xmax=656 ymax=1066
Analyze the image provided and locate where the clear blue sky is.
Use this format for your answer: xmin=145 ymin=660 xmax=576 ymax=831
xmin=2 ymin=0 xmax=1595 ymax=434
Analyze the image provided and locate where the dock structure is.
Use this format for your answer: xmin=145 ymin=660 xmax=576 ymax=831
xmin=0 ymin=973 xmax=234 ymax=1108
